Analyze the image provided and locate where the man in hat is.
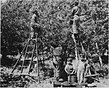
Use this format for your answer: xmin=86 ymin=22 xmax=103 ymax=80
xmin=69 ymin=1 xmax=81 ymax=44
xmin=30 ymin=10 xmax=40 ymax=38
xmin=52 ymin=46 xmax=63 ymax=81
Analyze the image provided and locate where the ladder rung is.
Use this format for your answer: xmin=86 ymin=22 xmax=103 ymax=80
xmin=21 ymin=58 xmax=32 ymax=61
xmin=27 ymin=45 xmax=35 ymax=47
xmin=18 ymin=66 xmax=28 ymax=68
xmin=30 ymin=73 xmax=38 ymax=77
xmin=26 ymin=52 xmax=34 ymax=54
xmin=12 ymin=73 xmax=30 ymax=76
xmin=32 ymin=39 xmax=37 ymax=41
xmin=29 ymin=38 xmax=36 ymax=40
xmin=21 ymin=59 xmax=31 ymax=61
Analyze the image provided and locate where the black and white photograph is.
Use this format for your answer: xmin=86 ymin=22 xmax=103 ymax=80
xmin=0 ymin=0 xmax=109 ymax=88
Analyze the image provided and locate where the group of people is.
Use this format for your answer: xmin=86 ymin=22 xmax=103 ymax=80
xmin=64 ymin=54 xmax=88 ymax=84
xmin=30 ymin=1 xmax=81 ymax=39
xmin=51 ymin=46 xmax=95 ymax=84
xmin=64 ymin=1 xmax=87 ymax=84
xmin=29 ymin=0 xmax=96 ymax=85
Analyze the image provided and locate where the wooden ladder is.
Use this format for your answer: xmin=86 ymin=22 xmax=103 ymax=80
xmin=11 ymin=35 xmax=38 ymax=75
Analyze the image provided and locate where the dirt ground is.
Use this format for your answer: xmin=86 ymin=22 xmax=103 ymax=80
xmin=26 ymin=77 xmax=109 ymax=88
xmin=1 ymin=68 xmax=109 ymax=88
xmin=2 ymin=76 xmax=109 ymax=88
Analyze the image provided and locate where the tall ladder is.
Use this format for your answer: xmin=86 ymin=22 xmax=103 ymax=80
xmin=11 ymin=33 xmax=39 ymax=76
xmin=71 ymin=34 xmax=79 ymax=60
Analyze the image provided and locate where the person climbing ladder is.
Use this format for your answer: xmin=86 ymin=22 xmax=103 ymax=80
xmin=30 ymin=10 xmax=40 ymax=39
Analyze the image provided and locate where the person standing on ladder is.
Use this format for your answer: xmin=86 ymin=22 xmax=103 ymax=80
xmin=68 ymin=1 xmax=81 ymax=61
xmin=29 ymin=9 xmax=40 ymax=76
xmin=69 ymin=1 xmax=81 ymax=44
xmin=30 ymin=10 xmax=40 ymax=39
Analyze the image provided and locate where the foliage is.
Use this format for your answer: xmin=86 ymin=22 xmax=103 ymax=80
xmin=1 ymin=1 xmax=108 ymax=87
xmin=1 ymin=0 xmax=108 ymax=65
xmin=1 ymin=0 xmax=31 ymax=55
xmin=0 ymin=67 xmax=36 ymax=87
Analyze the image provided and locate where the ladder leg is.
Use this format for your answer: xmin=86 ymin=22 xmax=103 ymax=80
xmin=11 ymin=41 xmax=29 ymax=73
xmin=11 ymin=55 xmax=22 ymax=73
xmin=21 ymin=45 xmax=28 ymax=73
xmin=28 ymin=45 xmax=36 ymax=74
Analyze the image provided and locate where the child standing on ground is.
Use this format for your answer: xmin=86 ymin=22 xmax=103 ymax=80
xmin=65 ymin=58 xmax=75 ymax=83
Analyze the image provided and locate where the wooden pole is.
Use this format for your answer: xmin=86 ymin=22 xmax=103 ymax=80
xmin=81 ymin=43 xmax=87 ymax=59
xmin=35 ymin=33 xmax=40 ymax=83
xmin=28 ymin=44 xmax=36 ymax=74
xmin=11 ymin=40 xmax=29 ymax=73
xmin=21 ymin=45 xmax=28 ymax=73
xmin=72 ymin=34 xmax=78 ymax=60
xmin=95 ymin=42 xmax=103 ymax=66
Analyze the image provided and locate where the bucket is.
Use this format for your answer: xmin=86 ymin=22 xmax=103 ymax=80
xmin=68 ymin=75 xmax=77 ymax=83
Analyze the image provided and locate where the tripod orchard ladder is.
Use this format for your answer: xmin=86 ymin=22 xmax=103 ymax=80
xmin=71 ymin=33 xmax=78 ymax=60
xmin=11 ymin=32 xmax=39 ymax=77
